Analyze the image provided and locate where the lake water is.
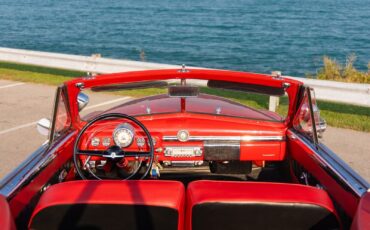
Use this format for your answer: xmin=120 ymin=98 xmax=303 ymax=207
xmin=0 ymin=0 xmax=369 ymax=76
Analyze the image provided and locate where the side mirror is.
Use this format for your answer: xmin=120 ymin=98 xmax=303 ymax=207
xmin=77 ymin=93 xmax=89 ymax=111
xmin=37 ymin=118 xmax=51 ymax=136
xmin=317 ymin=118 xmax=327 ymax=138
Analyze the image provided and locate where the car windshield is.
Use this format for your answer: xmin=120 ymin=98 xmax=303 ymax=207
xmin=79 ymin=79 xmax=289 ymax=122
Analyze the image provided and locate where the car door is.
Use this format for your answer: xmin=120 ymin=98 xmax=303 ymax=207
xmin=351 ymin=192 xmax=370 ymax=230
xmin=0 ymin=86 xmax=77 ymax=226
xmin=0 ymin=195 xmax=16 ymax=230
xmin=286 ymin=87 xmax=369 ymax=219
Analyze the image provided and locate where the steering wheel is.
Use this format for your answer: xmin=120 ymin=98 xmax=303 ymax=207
xmin=73 ymin=113 xmax=154 ymax=180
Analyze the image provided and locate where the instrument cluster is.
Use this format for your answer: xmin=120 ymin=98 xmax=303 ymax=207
xmin=84 ymin=122 xmax=158 ymax=151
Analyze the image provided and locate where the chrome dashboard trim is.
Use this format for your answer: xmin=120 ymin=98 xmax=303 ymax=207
xmin=164 ymin=146 xmax=202 ymax=157
xmin=203 ymin=142 xmax=240 ymax=147
xmin=288 ymin=129 xmax=369 ymax=197
xmin=113 ymin=123 xmax=135 ymax=148
xmin=0 ymin=132 xmax=75 ymax=198
xmin=163 ymin=135 xmax=284 ymax=142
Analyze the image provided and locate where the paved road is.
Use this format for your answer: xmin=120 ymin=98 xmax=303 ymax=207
xmin=0 ymin=80 xmax=369 ymax=183
xmin=0 ymin=80 xmax=128 ymax=178
xmin=321 ymin=126 xmax=370 ymax=182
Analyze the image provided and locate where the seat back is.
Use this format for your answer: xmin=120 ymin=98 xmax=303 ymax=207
xmin=186 ymin=180 xmax=340 ymax=230
xmin=29 ymin=180 xmax=185 ymax=230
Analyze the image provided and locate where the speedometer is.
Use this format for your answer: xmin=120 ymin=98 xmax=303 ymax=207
xmin=113 ymin=123 xmax=135 ymax=148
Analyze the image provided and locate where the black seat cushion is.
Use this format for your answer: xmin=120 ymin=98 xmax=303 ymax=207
xmin=187 ymin=180 xmax=340 ymax=230
xmin=192 ymin=202 xmax=339 ymax=230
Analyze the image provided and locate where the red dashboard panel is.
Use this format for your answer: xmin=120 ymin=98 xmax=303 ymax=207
xmin=78 ymin=113 xmax=286 ymax=162
xmin=240 ymin=141 xmax=285 ymax=161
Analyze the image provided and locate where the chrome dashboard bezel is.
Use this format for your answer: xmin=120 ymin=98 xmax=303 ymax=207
xmin=177 ymin=130 xmax=190 ymax=142
xmin=112 ymin=123 xmax=135 ymax=148
xmin=164 ymin=146 xmax=203 ymax=157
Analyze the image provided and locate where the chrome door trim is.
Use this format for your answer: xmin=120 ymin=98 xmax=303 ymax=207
xmin=0 ymin=143 xmax=48 ymax=197
xmin=0 ymin=132 xmax=75 ymax=198
xmin=163 ymin=135 xmax=285 ymax=142
xmin=288 ymin=129 xmax=369 ymax=197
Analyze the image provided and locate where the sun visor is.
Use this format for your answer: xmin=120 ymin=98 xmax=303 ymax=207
xmin=91 ymin=81 xmax=168 ymax=92
xmin=207 ymin=80 xmax=285 ymax=96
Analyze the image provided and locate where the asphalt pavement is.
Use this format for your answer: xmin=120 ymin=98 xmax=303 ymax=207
xmin=0 ymin=80 xmax=128 ymax=178
xmin=0 ymin=80 xmax=369 ymax=182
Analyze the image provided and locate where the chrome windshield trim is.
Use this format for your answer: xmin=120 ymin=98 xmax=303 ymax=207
xmin=288 ymin=129 xmax=369 ymax=197
xmin=163 ymin=135 xmax=284 ymax=142
xmin=0 ymin=132 xmax=75 ymax=198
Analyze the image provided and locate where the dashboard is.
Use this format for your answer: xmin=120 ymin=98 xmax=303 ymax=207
xmin=78 ymin=114 xmax=287 ymax=167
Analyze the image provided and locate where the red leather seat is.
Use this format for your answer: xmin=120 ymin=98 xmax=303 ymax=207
xmin=29 ymin=180 xmax=185 ymax=230
xmin=186 ymin=180 xmax=341 ymax=230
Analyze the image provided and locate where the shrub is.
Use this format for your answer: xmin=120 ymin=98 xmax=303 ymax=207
xmin=314 ymin=54 xmax=369 ymax=83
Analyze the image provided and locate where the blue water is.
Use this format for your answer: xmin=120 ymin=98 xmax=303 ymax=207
xmin=0 ymin=0 xmax=369 ymax=76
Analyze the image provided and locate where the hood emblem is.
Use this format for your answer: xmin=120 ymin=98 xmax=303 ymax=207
xmin=177 ymin=130 xmax=190 ymax=142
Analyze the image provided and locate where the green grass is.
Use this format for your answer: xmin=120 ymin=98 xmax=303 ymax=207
xmin=0 ymin=61 xmax=369 ymax=132
xmin=317 ymin=100 xmax=370 ymax=132
xmin=0 ymin=61 xmax=84 ymax=77
xmin=108 ymin=87 xmax=168 ymax=98
xmin=0 ymin=61 xmax=83 ymax=85
xmin=111 ymin=87 xmax=289 ymax=119
xmin=200 ymin=87 xmax=289 ymax=118
xmin=0 ymin=67 xmax=74 ymax=85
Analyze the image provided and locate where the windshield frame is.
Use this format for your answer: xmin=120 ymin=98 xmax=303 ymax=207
xmin=64 ymin=69 xmax=303 ymax=129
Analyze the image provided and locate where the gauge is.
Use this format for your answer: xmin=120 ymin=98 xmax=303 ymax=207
xmin=102 ymin=137 xmax=111 ymax=147
xmin=136 ymin=137 xmax=146 ymax=147
xmin=113 ymin=123 xmax=135 ymax=148
xmin=147 ymin=137 xmax=156 ymax=146
xmin=91 ymin=137 xmax=100 ymax=147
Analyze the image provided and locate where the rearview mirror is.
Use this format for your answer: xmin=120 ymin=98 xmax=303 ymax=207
xmin=78 ymin=92 xmax=89 ymax=111
xmin=37 ymin=118 xmax=51 ymax=136
xmin=168 ymin=86 xmax=199 ymax=97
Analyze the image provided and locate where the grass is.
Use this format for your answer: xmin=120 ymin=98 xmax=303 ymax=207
xmin=317 ymin=100 xmax=370 ymax=132
xmin=0 ymin=61 xmax=83 ymax=85
xmin=307 ymin=54 xmax=370 ymax=83
xmin=200 ymin=87 xmax=289 ymax=118
xmin=108 ymin=87 xmax=168 ymax=98
xmin=0 ymin=61 xmax=83 ymax=77
xmin=305 ymin=54 xmax=370 ymax=131
xmin=0 ymin=67 xmax=74 ymax=85
xmin=0 ymin=61 xmax=369 ymax=132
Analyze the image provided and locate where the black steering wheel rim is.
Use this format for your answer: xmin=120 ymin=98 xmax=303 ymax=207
xmin=73 ymin=113 xmax=155 ymax=180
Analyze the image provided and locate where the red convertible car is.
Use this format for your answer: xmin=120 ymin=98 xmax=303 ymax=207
xmin=0 ymin=68 xmax=369 ymax=230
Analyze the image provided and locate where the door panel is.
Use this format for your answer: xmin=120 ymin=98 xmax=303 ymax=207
xmin=287 ymin=130 xmax=359 ymax=217
xmin=0 ymin=195 xmax=16 ymax=230
xmin=351 ymin=192 xmax=370 ymax=230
